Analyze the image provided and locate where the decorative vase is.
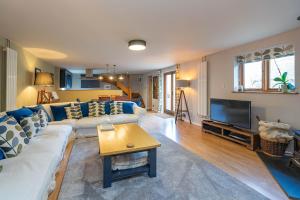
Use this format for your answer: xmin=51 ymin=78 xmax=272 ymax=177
xmin=281 ymin=84 xmax=288 ymax=93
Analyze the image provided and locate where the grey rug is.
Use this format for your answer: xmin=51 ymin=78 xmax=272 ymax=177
xmin=58 ymin=128 xmax=269 ymax=200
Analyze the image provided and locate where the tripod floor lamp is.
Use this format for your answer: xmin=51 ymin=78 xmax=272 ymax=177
xmin=175 ymin=79 xmax=192 ymax=124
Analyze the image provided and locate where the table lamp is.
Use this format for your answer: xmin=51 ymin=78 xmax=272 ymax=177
xmin=34 ymin=71 xmax=54 ymax=104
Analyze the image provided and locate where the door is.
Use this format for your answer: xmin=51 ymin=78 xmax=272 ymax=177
xmin=147 ymin=76 xmax=153 ymax=111
xmin=164 ymin=71 xmax=176 ymax=114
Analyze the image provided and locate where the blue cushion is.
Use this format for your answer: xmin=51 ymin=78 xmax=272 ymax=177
xmin=122 ymin=102 xmax=134 ymax=114
xmin=26 ymin=105 xmax=52 ymax=122
xmin=0 ymin=148 xmax=6 ymax=160
xmin=105 ymin=101 xmax=112 ymax=114
xmin=0 ymin=115 xmax=8 ymax=123
xmin=50 ymin=104 xmax=71 ymax=121
xmin=6 ymin=108 xmax=33 ymax=123
xmin=79 ymin=102 xmax=89 ymax=117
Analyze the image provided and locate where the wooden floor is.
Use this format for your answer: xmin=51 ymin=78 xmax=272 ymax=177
xmin=151 ymin=117 xmax=288 ymax=200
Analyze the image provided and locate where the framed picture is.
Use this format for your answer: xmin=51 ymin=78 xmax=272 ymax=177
xmin=104 ymin=84 xmax=112 ymax=90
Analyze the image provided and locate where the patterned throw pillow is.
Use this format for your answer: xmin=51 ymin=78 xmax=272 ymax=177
xmin=38 ymin=109 xmax=48 ymax=128
xmin=88 ymin=102 xmax=105 ymax=117
xmin=20 ymin=113 xmax=41 ymax=139
xmin=110 ymin=102 xmax=124 ymax=115
xmin=65 ymin=105 xmax=83 ymax=119
xmin=0 ymin=117 xmax=29 ymax=158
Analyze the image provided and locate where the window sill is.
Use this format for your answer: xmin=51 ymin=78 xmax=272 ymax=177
xmin=232 ymin=91 xmax=299 ymax=95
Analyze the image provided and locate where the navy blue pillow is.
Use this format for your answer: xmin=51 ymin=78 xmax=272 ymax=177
xmin=105 ymin=101 xmax=112 ymax=114
xmin=50 ymin=104 xmax=71 ymax=121
xmin=6 ymin=108 xmax=33 ymax=123
xmin=79 ymin=102 xmax=89 ymax=117
xmin=0 ymin=148 xmax=6 ymax=160
xmin=0 ymin=114 xmax=8 ymax=123
xmin=122 ymin=102 xmax=134 ymax=114
xmin=26 ymin=105 xmax=52 ymax=122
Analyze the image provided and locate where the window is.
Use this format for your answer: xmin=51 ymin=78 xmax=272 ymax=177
xmin=269 ymin=55 xmax=295 ymax=89
xmin=243 ymin=61 xmax=263 ymax=90
xmin=236 ymin=45 xmax=296 ymax=93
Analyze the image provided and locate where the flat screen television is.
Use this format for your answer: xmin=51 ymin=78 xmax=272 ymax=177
xmin=210 ymin=98 xmax=251 ymax=130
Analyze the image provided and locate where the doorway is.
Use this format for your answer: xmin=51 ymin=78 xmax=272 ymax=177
xmin=147 ymin=76 xmax=153 ymax=111
xmin=164 ymin=71 xmax=176 ymax=114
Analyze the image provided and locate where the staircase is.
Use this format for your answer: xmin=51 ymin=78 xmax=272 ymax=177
xmin=103 ymin=79 xmax=145 ymax=108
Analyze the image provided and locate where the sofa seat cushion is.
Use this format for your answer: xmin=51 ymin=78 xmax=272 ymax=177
xmin=48 ymin=119 xmax=77 ymax=128
xmin=0 ymin=124 xmax=72 ymax=200
xmin=76 ymin=116 xmax=111 ymax=129
xmin=108 ymin=114 xmax=139 ymax=124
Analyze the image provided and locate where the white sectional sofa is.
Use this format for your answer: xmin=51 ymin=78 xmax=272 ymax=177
xmin=0 ymin=101 xmax=146 ymax=200
xmin=0 ymin=124 xmax=74 ymax=200
xmin=44 ymin=101 xmax=146 ymax=137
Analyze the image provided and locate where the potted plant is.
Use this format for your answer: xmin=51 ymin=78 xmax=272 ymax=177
xmin=273 ymin=60 xmax=295 ymax=93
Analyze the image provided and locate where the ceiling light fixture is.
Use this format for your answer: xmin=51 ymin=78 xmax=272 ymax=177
xmin=109 ymin=76 xmax=114 ymax=80
xmin=128 ymin=40 xmax=146 ymax=51
xmin=118 ymin=75 xmax=124 ymax=80
xmin=98 ymin=75 xmax=103 ymax=80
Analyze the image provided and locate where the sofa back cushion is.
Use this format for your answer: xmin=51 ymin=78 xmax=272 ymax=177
xmin=0 ymin=117 xmax=29 ymax=158
xmin=50 ymin=104 xmax=71 ymax=121
xmin=6 ymin=108 xmax=33 ymax=123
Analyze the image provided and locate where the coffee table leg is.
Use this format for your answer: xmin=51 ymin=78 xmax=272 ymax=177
xmin=103 ymin=156 xmax=112 ymax=188
xmin=148 ymin=148 xmax=157 ymax=177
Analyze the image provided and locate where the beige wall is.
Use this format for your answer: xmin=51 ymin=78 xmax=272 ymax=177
xmin=56 ymin=90 xmax=123 ymax=102
xmin=0 ymin=36 xmax=56 ymax=109
xmin=150 ymin=27 xmax=300 ymax=130
xmin=207 ymin=27 xmax=300 ymax=130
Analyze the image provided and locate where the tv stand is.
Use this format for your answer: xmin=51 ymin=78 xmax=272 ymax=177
xmin=202 ymin=120 xmax=259 ymax=150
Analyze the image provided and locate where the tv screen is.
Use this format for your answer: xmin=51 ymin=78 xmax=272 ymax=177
xmin=210 ymin=98 xmax=251 ymax=130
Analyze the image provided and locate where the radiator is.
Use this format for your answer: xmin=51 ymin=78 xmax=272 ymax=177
xmin=5 ymin=47 xmax=18 ymax=110
xmin=197 ymin=61 xmax=208 ymax=117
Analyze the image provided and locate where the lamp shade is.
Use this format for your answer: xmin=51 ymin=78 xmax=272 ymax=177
xmin=34 ymin=72 xmax=54 ymax=86
xmin=176 ymin=79 xmax=190 ymax=88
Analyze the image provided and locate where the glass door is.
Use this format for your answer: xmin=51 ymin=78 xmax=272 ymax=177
xmin=164 ymin=71 xmax=176 ymax=114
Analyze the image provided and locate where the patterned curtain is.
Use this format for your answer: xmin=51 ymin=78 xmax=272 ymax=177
xmin=157 ymin=70 xmax=163 ymax=113
xmin=175 ymin=64 xmax=180 ymax=113
xmin=236 ymin=44 xmax=294 ymax=64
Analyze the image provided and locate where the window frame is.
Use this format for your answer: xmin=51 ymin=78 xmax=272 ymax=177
xmin=239 ymin=57 xmax=295 ymax=92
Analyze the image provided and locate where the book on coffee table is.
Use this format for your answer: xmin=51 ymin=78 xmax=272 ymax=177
xmin=99 ymin=124 xmax=114 ymax=131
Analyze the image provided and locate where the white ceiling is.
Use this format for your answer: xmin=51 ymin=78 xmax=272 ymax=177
xmin=0 ymin=0 xmax=299 ymax=73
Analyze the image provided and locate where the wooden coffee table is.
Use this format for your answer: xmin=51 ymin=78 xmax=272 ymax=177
xmin=97 ymin=123 xmax=161 ymax=188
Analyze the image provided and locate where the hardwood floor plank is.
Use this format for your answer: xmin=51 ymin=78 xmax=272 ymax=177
xmin=48 ymin=139 xmax=75 ymax=200
xmin=154 ymin=118 xmax=288 ymax=200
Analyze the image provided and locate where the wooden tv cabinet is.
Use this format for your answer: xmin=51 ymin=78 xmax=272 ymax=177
xmin=202 ymin=120 xmax=259 ymax=150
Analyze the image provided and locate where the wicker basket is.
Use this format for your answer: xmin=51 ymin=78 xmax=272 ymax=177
xmin=260 ymin=138 xmax=289 ymax=157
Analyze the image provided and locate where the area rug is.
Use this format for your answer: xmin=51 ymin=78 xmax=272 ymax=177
xmin=59 ymin=130 xmax=268 ymax=200
xmin=257 ymin=152 xmax=300 ymax=200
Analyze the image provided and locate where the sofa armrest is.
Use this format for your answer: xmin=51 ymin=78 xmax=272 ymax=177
xmin=133 ymin=106 xmax=147 ymax=116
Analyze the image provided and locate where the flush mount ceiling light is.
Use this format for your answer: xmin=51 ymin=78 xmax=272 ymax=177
xmin=128 ymin=40 xmax=146 ymax=51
